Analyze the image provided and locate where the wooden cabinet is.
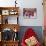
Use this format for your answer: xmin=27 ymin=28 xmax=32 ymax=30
xmin=0 ymin=7 xmax=19 ymax=46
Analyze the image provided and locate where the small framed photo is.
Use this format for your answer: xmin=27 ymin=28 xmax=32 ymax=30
xmin=2 ymin=10 xmax=9 ymax=15
xmin=23 ymin=8 xmax=37 ymax=19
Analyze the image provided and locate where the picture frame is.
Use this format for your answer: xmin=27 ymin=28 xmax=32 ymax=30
xmin=23 ymin=8 xmax=37 ymax=19
xmin=2 ymin=10 xmax=9 ymax=15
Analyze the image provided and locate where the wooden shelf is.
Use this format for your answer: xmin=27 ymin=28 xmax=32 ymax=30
xmin=0 ymin=40 xmax=19 ymax=46
xmin=0 ymin=24 xmax=20 ymax=32
xmin=0 ymin=7 xmax=19 ymax=10
xmin=0 ymin=7 xmax=19 ymax=46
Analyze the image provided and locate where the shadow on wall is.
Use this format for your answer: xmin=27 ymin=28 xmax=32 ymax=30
xmin=18 ymin=26 xmax=43 ymax=44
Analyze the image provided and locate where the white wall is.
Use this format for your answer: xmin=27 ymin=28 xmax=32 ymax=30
xmin=18 ymin=0 xmax=44 ymax=26
xmin=0 ymin=0 xmax=15 ymax=7
xmin=0 ymin=0 xmax=43 ymax=26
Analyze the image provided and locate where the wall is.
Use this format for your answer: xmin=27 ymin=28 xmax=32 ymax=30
xmin=0 ymin=0 xmax=44 ymax=45
xmin=0 ymin=0 xmax=43 ymax=26
xmin=0 ymin=0 xmax=15 ymax=7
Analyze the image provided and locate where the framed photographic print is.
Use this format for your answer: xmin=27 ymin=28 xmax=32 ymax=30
xmin=2 ymin=10 xmax=9 ymax=15
xmin=23 ymin=8 xmax=37 ymax=19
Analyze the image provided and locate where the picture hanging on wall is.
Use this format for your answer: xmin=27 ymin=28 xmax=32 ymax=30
xmin=23 ymin=8 xmax=37 ymax=19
